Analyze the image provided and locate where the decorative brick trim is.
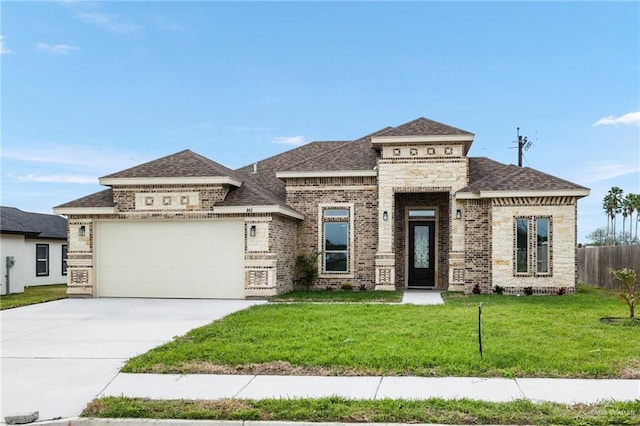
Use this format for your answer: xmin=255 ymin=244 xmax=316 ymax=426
xmin=492 ymin=196 xmax=577 ymax=206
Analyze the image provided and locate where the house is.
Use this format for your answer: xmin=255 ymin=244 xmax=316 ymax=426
xmin=53 ymin=117 xmax=590 ymax=299
xmin=1 ymin=207 xmax=68 ymax=295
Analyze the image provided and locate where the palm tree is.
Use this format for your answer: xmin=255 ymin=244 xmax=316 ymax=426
xmin=631 ymin=193 xmax=640 ymax=243
xmin=624 ymin=193 xmax=637 ymax=244
xmin=621 ymin=195 xmax=631 ymax=244
xmin=604 ymin=187 xmax=624 ymax=245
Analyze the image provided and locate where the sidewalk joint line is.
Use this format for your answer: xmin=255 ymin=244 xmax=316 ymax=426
xmin=513 ymin=378 xmax=526 ymax=399
xmin=373 ymin=376 xmax=384 ymax=399
xmin=234 ymin=375 xmax=257 ymax=398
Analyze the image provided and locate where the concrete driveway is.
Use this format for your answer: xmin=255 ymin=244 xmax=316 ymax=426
xmin=0 ymin=298 xmax=264 ymax=422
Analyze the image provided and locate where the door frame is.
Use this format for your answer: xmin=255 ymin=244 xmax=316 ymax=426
xmin=404 ymin=206 xmax=438 ymax=288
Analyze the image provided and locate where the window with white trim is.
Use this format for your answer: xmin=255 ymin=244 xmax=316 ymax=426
xmin=514 ymin=216 xmax=552 ymax=276
xmin=319 ymin=205 xmax=353 ymax=275
xmin=36 ymin=244 xmax=49 ymax=276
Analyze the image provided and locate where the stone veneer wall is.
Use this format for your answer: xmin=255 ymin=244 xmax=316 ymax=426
xmin=394 ymin=192 xmax=450 ymax=289
xmin=285 ymin=176 xmax=378 ymax=289
xmin=463 ymin=199 xmax=492 ymax=294
xmin=491 ymin=197 xmax=578 ymax=293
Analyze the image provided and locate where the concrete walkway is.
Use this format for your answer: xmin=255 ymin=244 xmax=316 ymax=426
xmin=101 ymin=373 xmax=640 ymax=405
xmin=401 ymin=290 xmax=444 ymax=305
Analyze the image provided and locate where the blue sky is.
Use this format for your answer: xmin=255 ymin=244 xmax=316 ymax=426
xmin=1 ymin=1 xmax=638 ymax=243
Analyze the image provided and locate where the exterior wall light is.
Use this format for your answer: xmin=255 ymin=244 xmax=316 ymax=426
xmin=382 ymin=211 xmax=388 ymax=221
xmin=456 ymin=209 xmax=462 ymax=220
xmin=78 ymin=225 xmax=86 ymax=237
xmin=249 ymin=225 xmax=256 ymax=237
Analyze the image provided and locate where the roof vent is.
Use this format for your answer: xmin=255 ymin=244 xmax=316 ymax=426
xmin=252 ymin=163 xmax=258 ymax=174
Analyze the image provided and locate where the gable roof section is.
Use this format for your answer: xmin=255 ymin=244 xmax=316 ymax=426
xmin=54 ymin=188 xmax=116 ymax=210
xmin=278 ymin=127 xmax=392 ymax=174
xmin=0 ymin=206 xmax=67 ymax=239
xmin=460 ymin=157 xmax=590 ymax=198
xmin=235 ymin=141 xmax=349 ymax=200
xmin=378 ymin=117 xmax=473 ymax=137
xmin=99 ymin=149 xmax=242 ymax=186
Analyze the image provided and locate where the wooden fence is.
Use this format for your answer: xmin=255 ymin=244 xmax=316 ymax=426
xmin=577 ymin=245 xmax=640 ymax=289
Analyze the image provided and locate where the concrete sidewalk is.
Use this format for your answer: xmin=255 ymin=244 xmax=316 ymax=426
xmin=101 ymin=373 xmax=640 ymax=405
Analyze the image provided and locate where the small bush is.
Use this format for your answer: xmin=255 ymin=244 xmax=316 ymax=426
xmin=472 ymin=284 xmax=481 ymax=294
xmin=611 ymin=268 xmax=638 ymax=319
xmin=494 ymin=285 xmax=504 ymax=295
xmin=557 ymin=287 xmax=566 ymax=296
xmin=341 ymin=283 xmax=353 ymax=291
xmin=358 ymin=283 xmax=367 ymax=291
xmin=524 ymin=286 xmax=533 ymax=296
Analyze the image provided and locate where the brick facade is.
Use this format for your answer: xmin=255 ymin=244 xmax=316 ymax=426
xmin=463 ymin=199 xmax=492 ymax=293
xmin=285 ymin=177 xmax=378 ymax=289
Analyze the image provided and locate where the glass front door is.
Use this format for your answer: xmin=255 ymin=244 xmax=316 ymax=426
xmin=408 ymin=221 xmax=435 ymax=287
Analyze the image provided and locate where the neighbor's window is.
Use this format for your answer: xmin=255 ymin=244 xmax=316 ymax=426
xmin=320 ymin=206 xmax=352 ymax=274
xmin=516 ymin=218 xmax=529 ymax=274
xmin=514 ymin=216 xmax=552 ymax=276
xmin=36 ymin=244 xmax=49 ymax=276
xmin=62 ymin=244 xmax=68 ymax=276
xmin=536 ymin=218 xmax=550 ymax=274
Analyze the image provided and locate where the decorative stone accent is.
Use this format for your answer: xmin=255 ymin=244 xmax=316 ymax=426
xmin=135 ymin=192 xmax=200 ymax=210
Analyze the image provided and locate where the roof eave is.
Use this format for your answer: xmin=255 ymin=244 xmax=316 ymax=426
xmin=457 ymin=189 xmax=590 ymax=199
xmin=276 ymin=170 xmax=377 ymax=179
xmin=99 ymin=176 xmax=242 ymax=187
xmin=53 ymin=207 xmax=117 ymax=216
xmin=211 ymin=205 xmax=305 ymax=220
xmin=371 ymin=134 xmax=475 ymax=144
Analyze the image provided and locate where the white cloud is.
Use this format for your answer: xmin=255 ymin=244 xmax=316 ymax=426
xmin=593 ymin=111 xmax=640 ymax=126
xmin=577 ymin=161 xmax=640 ymax=184
xmin=10 ymin=174 xmax=97 ymax=184
xmin=77 ymin=12 xmax=140 ymax=34
xmin=37 ymin=43 xmax=78 ymax=55
xmin=1 ymin=35 xmax=13 ymax=54
xmin=151 ymin=16 xmax=183 ymax=32
xmin=1 ymin=144 xmax=144 ymax=172
xmin=273 ymin=135 xmax=306 ymax=145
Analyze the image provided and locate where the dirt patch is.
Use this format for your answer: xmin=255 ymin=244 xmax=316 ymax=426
xmin=599 ymin=317 xmax=640 ymax=326
xmin=151 ymin=360 xmax=373 ymax=376
xmin=618 ymin=358 xmax=640 ymax=379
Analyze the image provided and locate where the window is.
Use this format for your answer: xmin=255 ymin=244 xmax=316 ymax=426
xmin=36 ymin=244 xmax=49 ymax=276
xmin=514 ymin=217 xmax=552 ymax=276
xmin=516 ymin=218 xmax=529 ymax=273
xmin=536 ymin=218 xmax=549 ymax=274
xmin=319 ymin=205 xmax=353 ymax=275
xmin=62 ymin=244 xmax=68 ymax=276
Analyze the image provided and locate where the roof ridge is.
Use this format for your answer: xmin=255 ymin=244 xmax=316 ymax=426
xmin=282 ymin=126 xmax=392 ymax=172
xmin=236 ymin=140 xmax=350 ymax=172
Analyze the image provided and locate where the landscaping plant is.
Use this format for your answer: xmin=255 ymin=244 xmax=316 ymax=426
xmin=295 ymin=253 xmax=320 ymax=291
xmin=611 ymin=268 xmax=638 ymax=318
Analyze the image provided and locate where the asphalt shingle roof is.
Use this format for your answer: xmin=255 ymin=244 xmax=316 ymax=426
xmin=378 ymin=117 xmax=474 ymax=137
xmin=53 ymin=118 xmax=588 ymax=211
xmin=0 ymin=207 xmax=67 ymax=239
xmin=101 ymin=149 xmax=239 ymax=179
xmin=462 ymin=157 xmax=589 ymax=194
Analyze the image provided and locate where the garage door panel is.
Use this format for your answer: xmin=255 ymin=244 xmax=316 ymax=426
xmin=96 ymin=221 xmax=244 ymax=299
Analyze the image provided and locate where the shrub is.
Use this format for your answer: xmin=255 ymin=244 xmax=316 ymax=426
xmin=358 ymin=283 xmax=367 ymax=291
xmin=295 ymin=253 xmax=320 ymax=291
xmin=494 ymin=285 xmax=504 ymax=295
xmin=523 ymin=286 xmax=533 ymax=296
xmin=611 ymin=268 xmax=638 ymax=319
xmin=472 ymin=284 xmax=481 ymax=294
xmin=557 ymin=287 xmax=567 ymax=296
xmin=341 ymin=282 xmax=353 ymax=291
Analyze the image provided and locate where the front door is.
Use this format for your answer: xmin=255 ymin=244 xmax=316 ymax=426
xmin=408 ymin=221 xmax=435 ymax=287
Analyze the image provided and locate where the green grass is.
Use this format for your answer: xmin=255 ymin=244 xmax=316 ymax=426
xmin=123 ymin=285 xmax=640 ymax=378
xmin=270 ymin=289 xmax=403 ymax=302
xmin=0 ymin=284 xmax=67 ymax=310
xmin=83 ymin=396 xmax=640 ymax=425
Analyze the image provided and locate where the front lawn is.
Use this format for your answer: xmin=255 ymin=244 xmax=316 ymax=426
xmin=0 ymin=284 xmax=67 ymax=310
xmin=123 ymin=285 xmax=640 ymax=378
xmin=270 ymin=289 xmax=402 ymax=302
xmin=83 ymin=396 xmax=640 ymax=425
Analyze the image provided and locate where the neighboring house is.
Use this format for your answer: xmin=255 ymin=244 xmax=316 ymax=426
xmin=54 ymin=117 xmax=590 ymax=299
xmin=1 ymin=207 xmax=68 ymax=295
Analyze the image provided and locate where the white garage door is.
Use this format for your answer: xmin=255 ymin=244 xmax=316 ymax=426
xmin=95 ymin=220 xmax=244 ymax=299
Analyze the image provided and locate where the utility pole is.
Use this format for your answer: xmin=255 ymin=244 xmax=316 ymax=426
xmin=515 ymin=127 xmax=532 ymax=167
